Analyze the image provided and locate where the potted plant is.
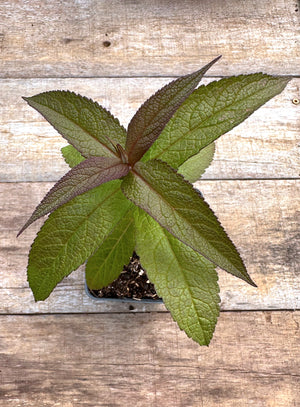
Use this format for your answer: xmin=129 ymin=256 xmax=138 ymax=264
xmin=18 ymin=56 xmax=289 ymax=345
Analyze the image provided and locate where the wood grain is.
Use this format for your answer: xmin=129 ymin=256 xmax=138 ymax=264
xmin=0 ymin=311 xmax=299 ymax=406
xmin=1 ymin=78 xmax=299 ymax=182
xmin=1 ymin=1 xmax=299 ymax=405
xmin=0 ymin=0 xmax=299 ymax=78
xmin=1 ymin=180 xmax=298 ymax=314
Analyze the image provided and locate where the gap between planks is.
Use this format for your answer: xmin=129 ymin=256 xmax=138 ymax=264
xmin=0 ymin=312 xmax=299 ymax=407
xmin=1 ymin=77 xmax=299 ymax=182
xmin=0 ymin=0 xmax=299 ymax=77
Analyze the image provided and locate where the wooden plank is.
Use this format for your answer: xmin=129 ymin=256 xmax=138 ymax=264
xmin=0 ymin=311 xmax=299 ymax=406
xmin=1 ymin=78 xmax=299 ymax=182
xmin=0 ymin=0 xmax=299 ymax=78
xmin=0 ymin=180 xmax=299 ymax=314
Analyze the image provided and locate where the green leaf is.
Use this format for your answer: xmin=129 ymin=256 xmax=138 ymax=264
xmin=142 ymin=74 xmax=290 ymax=168
xmin=86 ymin=207 xmax=135 ymax=289
xmin=27 ymin=180 xmax=132 ymax=301
xmin=135 ymin=208 xmax=220 ymax=345
xmin=61 ymin=143 xmax=136 ymax=289
xmin=23 ymin=91 xmax=127 ymax=158
xmin=18 ymin=157 xmax=129 ymax=235
xmin=178 ymin=142 xmax=215 ymax=182
xmin=125 ymin=56 xmax=221 ymax=165
xmin=61 ymin=145 xmax=85 ymax=168
xmin=122 ymin=159 xmax=255 ymax=286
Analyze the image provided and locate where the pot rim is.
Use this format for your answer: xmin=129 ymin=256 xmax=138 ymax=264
xmin=84 ymin=280 xmax=163 ymax=304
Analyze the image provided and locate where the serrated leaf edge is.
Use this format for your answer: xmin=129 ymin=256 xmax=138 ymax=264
xmin=23 ymin=90 xmax=126 ymax=158
xmin=28 ymin=182 xmax=124 ymax=301
xmin=123 ymin=159 xmax=256 ymax=287
xmin=145 ymin=74 xmax=290 ymax=164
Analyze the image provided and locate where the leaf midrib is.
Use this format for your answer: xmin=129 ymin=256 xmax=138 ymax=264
xmin=130 ymin=166 xmax=231 ymax=272
xmin=33 ymin=185 xmax=122 ymax=299
xmin=151 ymin=78 xmax=285 ymax=161
xmin=160 ymin=229 xmax=212 ymax=344
xmin=89 ymin=207 xmax=135 ymax=287
xmin=127 ymin=74 xmax=200 ymax=158
xmin=29 ymin=98 xmax=119 ymax=158
xmin=43 ymin=160 xmax=124 ymax=209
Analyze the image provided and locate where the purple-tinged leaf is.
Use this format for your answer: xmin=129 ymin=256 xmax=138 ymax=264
xmin=121 ymin=159 xmax=256 ymax=287
xmin=23 ymin=91 xmax=127 ymax=158
xmin=18 ymin=157 xmax=129 ymax=236
xmin=125 ymin=56 xmax=221 ymax=165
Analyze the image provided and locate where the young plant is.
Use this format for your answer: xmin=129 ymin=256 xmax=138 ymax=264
xmin=18 ymin=57 xmax=289 ymax=345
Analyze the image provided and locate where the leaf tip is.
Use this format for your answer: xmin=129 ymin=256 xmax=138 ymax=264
xmin=17 ymin=218 xmax=32 ymax=237
xmin=243 ymin=273 xmax=257 ymax=288
xmin=31 ymin=287 xmax=44 ymax=302
xmin=205 ymin=55 xmax=222 ymax=69
xmin=249 ymin=279 xmax=258 ymax=288
xmin=27 ymin=266 xmax=48 ymax=302
xmin=17 ymin=223 xmax=28 ymax=237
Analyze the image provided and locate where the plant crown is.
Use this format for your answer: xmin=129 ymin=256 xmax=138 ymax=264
xmin=19 ymin=57 xmax=289 ymax=345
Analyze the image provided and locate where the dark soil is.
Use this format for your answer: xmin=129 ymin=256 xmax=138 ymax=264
xmin=88 ymin=252 xmax=161 ymax=301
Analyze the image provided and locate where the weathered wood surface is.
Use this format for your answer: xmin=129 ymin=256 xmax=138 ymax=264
xmin=0 ymin=312 xmax=299 ymax=406
xmin=0 ymin=0 xmax=299 ymax=405
xmin=1 ymin=78 xmax=299 ymax=182
xmin=0 ymin=0 xmax=299 ymax=78
xmin=1 ymin=179 xmax=298 ymax=314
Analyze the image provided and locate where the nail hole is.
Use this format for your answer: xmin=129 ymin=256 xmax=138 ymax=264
xmin=103 ymin=41 xmax=111 ymax=47
xmin=129 ymin=305 xmax=135 ymax=310
xmin=292 ymin=98 xmax=299 ymax=105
